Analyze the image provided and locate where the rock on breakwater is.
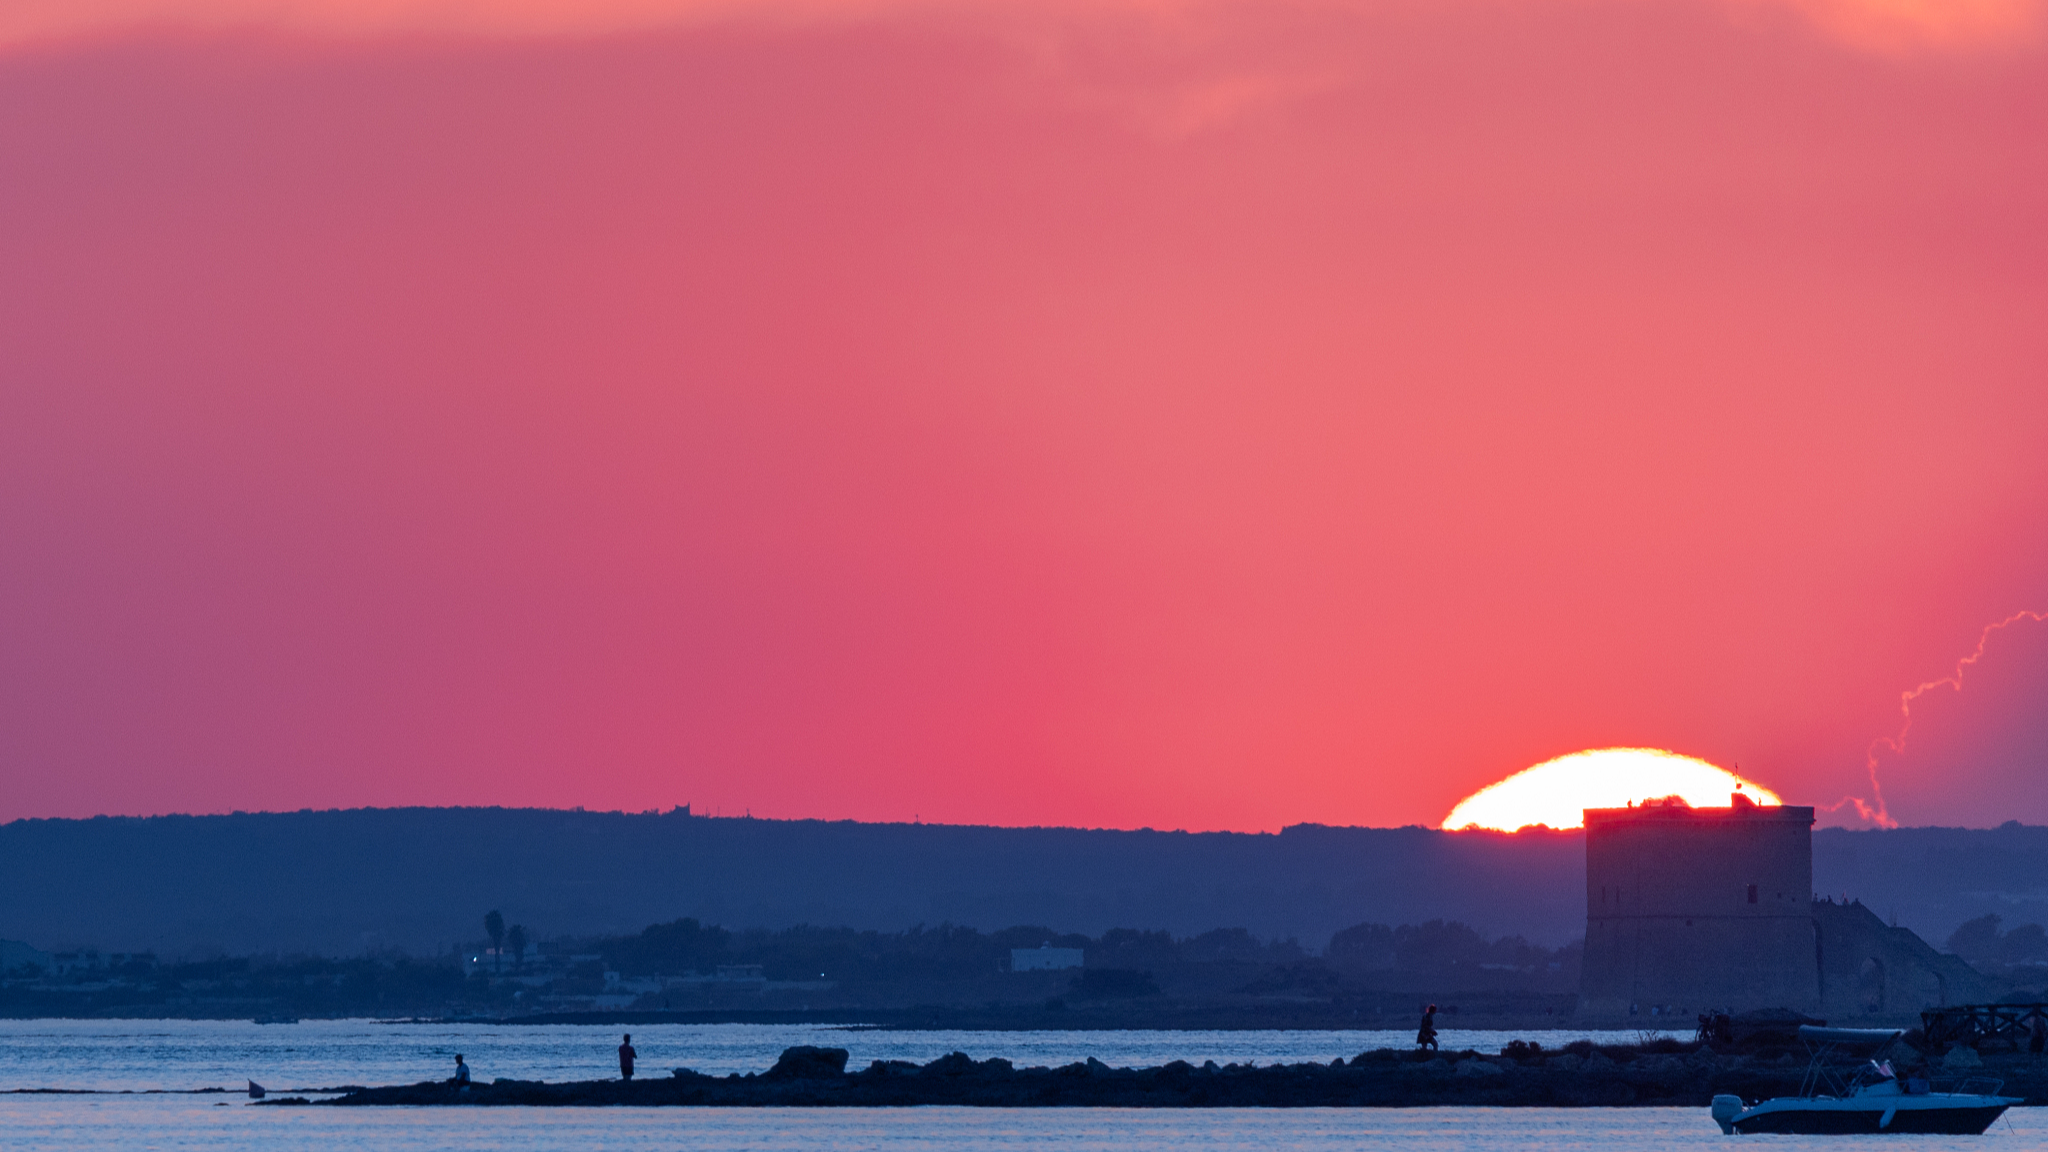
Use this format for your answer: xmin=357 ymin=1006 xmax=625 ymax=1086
xmin=308 ymin=1040 xmax=2048 ymax=1108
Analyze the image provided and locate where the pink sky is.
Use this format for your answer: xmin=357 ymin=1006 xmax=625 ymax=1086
xmin=2 ymin=0 xmax=2046 ymax=831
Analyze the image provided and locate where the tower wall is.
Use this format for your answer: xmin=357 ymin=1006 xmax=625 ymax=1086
xmin=1580 ymin=801 xmax=1818 ymax=1018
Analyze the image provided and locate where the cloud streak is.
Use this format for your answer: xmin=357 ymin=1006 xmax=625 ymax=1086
xmin=1766 ymin=0 xmax=2047 ymax=51
xmin=4 ymin=0 xmax=2043 ymax=53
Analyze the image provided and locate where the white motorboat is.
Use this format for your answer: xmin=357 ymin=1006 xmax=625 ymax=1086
xmin=1712 ymin=1026 xmax=2019 ymax=1135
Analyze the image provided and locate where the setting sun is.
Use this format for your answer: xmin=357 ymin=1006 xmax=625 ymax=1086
xmin=1441 ymin=748 xmax=1781 ymax=831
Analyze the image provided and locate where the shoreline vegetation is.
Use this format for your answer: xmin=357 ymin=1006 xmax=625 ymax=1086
xmin=0 ymin=917 xmax=1594 ymax=1027
xmin=289 ymin=1040 xmax=2048 ymax=1109
xmin=21 ymin=911 xmax=2032 ymax=1030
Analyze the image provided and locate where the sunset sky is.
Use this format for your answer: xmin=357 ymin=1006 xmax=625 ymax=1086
xmin=3 ymin=0 xmax=2046 ymax=831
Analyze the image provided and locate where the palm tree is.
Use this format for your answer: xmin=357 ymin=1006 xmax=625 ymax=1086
xmin=484 ymin=910 xmax=505 ymax=973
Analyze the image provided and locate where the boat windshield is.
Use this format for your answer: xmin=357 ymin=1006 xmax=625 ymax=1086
xmin=1846 ymin=1061 xmax=1899 ymax=1094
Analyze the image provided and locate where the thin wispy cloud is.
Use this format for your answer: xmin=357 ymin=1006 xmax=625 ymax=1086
xmin=4 ymin=0 xmax=2041 ymax=52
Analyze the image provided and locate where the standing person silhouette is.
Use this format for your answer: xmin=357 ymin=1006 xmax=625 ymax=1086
xmin=618 ymin=1034 xmax=637 ymax=1081
xmin=1417 ymin=1004 xmax=1440 ymax=1052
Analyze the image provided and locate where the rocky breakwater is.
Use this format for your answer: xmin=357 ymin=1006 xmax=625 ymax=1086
xmin=307 ymin=1038 xmax=2048 ymax=1108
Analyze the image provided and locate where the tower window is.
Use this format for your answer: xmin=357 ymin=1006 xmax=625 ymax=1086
xmin=1747 ymin=884 xmax=1758 ymax=904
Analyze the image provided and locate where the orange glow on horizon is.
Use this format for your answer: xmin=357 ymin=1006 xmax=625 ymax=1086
xmin=1442 ymin=749 xmax=1783 ymax=832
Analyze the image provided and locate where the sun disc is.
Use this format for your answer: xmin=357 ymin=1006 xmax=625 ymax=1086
xmin=1442 ymin=748 xmax=1780 ymax=831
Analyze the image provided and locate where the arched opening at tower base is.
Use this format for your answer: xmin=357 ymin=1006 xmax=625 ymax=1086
xmin=1855 ymin=956 xmax=1885 ymax=1015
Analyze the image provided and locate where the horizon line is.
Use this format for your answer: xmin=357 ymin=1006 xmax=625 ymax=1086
xmin=3 ymin=804 xmax=2034 ymax=834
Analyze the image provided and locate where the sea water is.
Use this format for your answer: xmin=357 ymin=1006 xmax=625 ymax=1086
xmin=2 ymin=1100 xmax=2039 ymax=1151
xmin=3 ymin=1020 xmax=2035 ymax=1150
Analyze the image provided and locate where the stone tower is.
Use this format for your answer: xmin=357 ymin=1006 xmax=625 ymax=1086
xmin=1579 ymin=796 xmax=1819 ymax=1018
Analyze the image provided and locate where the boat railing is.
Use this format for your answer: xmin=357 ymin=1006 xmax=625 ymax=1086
xmin=1901 ymin=1074 xmax=2005 ymax=1097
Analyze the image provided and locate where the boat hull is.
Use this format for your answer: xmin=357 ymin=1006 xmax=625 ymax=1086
xmin=1732 ymin=1104 xmax=2011 ymax=1135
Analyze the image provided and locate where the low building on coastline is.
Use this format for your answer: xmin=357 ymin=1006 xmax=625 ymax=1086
xmin=1011 ymin=945 xmax=1084 ymax=972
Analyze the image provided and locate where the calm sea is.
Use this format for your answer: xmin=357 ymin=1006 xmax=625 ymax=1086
xmin=1 ymin=1020 xmax=2033 ymax=1150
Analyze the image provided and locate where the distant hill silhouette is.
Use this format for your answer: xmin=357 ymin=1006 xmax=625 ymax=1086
xmin=0 ymin=809 xmax=1577 ymax=956
xmin=1809 ymin=822 xmax=2048 ymax=950
xmin=0 ymin=808 xmax=2039 ymax=958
